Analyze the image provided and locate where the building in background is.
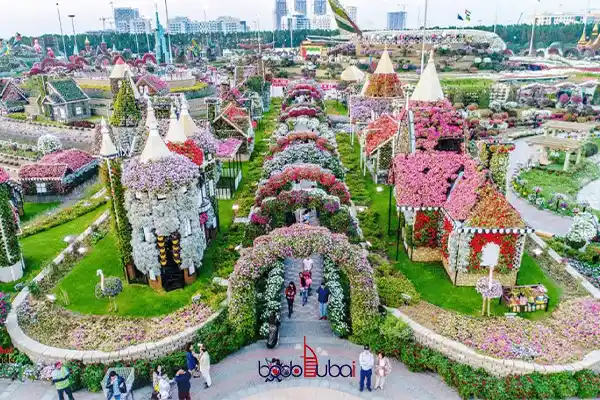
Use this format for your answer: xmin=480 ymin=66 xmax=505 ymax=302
xmin=168 ymin=16 xmax=191 ymax=34
xmin=312 ymin=15 xmax=332 ymax=30
xmin=281 ymin=12 xmax=311 ymax=30
xmin=275 ymin=0 xmax=288 ymax=30
xmin=217 ymin=16 xmax=244 ymax=33
xmin=240 ymin=21 xmax=248 ymax=31
xmin=533 ymin=11 xmax=600 ymax=25
xmin=130 ymin=17 xmax=152 ymax=35
xmin=314 ymin=0 xmax=327 ymax=16
xmin=387 ymin=11 xmax=407 ymax=30
xmin=295 ymin=0 xmax=307 ymax=15
xmin=346 ymin=6 xmax=357 ymax=24
xmin=114 ymin=7 xmax=140 ymax=34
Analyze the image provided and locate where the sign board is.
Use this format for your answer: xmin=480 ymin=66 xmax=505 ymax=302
xmin=480 ymin=243 xmax=501 ymax=267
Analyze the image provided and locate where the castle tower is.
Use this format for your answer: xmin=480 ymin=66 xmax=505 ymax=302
xmin=122 ymin=120 xmax=205 ymax=291
xmin=0 ymin=168 xmax=23 ymax=283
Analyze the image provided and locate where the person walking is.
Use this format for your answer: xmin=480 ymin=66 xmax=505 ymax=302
xmin=317 ymin=282 xmax=330 ymax=320
xmin=52 ymin=361 xmax=75 ymax=400
xmin=105 ymin=371 xmax=127 ymax=400
xmin=185 ymin=344 xmax=199 ymax=378
xmin=299 ymin=272 xmax=308 ymax=306
xmin=198 ymin=343 xmax=212 ymax=389
xmin=374 ymin=351 xmax=392 ymax=390
xmin=285 ymin=281 xmax=296 ymax=318
xmin=359 ymin=345 xmax=374 ymax=392
xmin=303 ymin=270 xmax=312 ymax=296
xmin=174 ymin=369 xmax=192 ymax=400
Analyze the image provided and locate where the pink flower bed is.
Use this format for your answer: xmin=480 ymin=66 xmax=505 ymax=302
xmin=411 ymin=100 xmax=465 ymax=151
xmin=402 ymin=298 xmax=600 ymax=364
xmin=39 ymin=149 xmax=95 ymax=172
xmin=19 ymin=164 xmax=69 ymax=179
xmin=216 ymin=138 xmax=243 ymax=158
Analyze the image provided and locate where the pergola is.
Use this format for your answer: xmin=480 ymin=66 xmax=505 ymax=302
xmin=527 ymin=135 xmax=585 ymax=171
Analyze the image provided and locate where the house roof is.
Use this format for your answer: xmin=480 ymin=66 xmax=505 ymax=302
xmin=411 ymin=51 xmax=444 ymax=102
xmin=180 ymin=100 xmax=198 ymax=138
xmin=48 ymin=79 xmax=88 ymax=103
xmin=145 ymin=99 xmax=158 ymax=129
xmin=165 ymin=106 xmax=187 ymax=143
xmin=362 ymin=113 xmax=402 ymax=155
xmin=374 ymin=48 xmax=395 ymax=74
xmin=19 ymin=163 xmax=69 ymax=180
xmin=99 ymin=118 xmax=118 ymax=158
xmin=0 ymin=168 xmax=10 ymax=184
xmin=39 ymin=149 xmax=96 ymax=171
xmin=214 ymin=102 xmax=251 ymax=137
xmin=136 ymin=74 xmax=168 ymax=93
xmin=340 ymin=65 xmax=365 ymax=82
xmin=110 ymin=57 xmax=130 ymax=79
xmin=464 ymin=184 xmax=525 ymax=229
xmin=0 ymin=80 xmax=27 ymax=102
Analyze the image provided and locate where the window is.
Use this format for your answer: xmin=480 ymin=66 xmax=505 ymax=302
xmin=208 ymin=180 xmax=215 ymax=196
xmin=75 ymin=106 xmax=83 ymax=116
xmin=35 ymin=183 xmax=47 ymax=194
xmin=184 ymin=219 xmax=192 ymax=236
xmin=143 ymin=227 xmax=153 ymax=242
xmin=59 ymin=108 xmax=66 ymax=119
xmin=157 ymin=193 xmax=167 ymax=201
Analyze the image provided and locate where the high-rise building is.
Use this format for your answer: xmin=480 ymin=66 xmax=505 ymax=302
xmin=533 ymin=11 xmax=600 ymax=25
xmin=295 ymin=0 xmax=307 ymax=15
xmin=346 ymin=6 xmax=357 ymax=24
xmin=312 ymin=15 xmax=332 ymax=30
xmin=281 ymin=12 xmax=311 ymax=30
xmin=217 ymin=16 xmax=244 ymax=33
xmin=275 ymin=0 xmax=288 ymax=30
xmin=168 ymin=16 xmax=191 ymax=34
xmin=387 ymin=11 xmax=407 ymax=30
xmin=130 ymin=18 xmax=152 ymax=34
xmin=114 ymin=7 xmax=140 ymax=34
xmin=314 ymin=0 xmax=327 ymax=16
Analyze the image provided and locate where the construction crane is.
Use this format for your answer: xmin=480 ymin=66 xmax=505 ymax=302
xmin=99 ymin=17 xmax=111 ymax=31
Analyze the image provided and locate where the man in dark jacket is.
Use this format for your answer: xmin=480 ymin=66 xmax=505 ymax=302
xmin=317 ymin=282 xmax=330 ymax=320
xmin=175 ymin=369 xmax=192 ymax=400
xmin=105 ymin=371 xmax=127 ymax=400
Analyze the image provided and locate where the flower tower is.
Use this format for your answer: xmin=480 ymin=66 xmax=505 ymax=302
xmin=122 ymin=119 xmax=205 ymax=291
xmin=0 ymin=167 xmax=23 ymax=283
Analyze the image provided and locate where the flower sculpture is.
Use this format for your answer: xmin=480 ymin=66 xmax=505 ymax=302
xmin=411 ymin=100 xmax=465 ymax=151
xmin=122 ymin=154 xmax=199 ymax=193
xmin=263 ymin=143 xmax=345 ymax=180
xmin=166 ymin=139 xmax=204 ymax=166
xmin=476 ymin=276 xmax=503 ymax=316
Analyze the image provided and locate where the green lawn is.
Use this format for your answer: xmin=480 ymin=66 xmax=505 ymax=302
xmin=324 ymin=100 xmax=348 ymax=116
xmin=0 ymin=205 xmax=108 ymax=293
xmin=21 ymin=202 xmax=60 ymax=224
xmin=336 ymin=132 xmax=563 ymax=320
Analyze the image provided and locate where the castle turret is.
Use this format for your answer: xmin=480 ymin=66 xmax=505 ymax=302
xmin=0 ymin=168 xmax=23 ymax=283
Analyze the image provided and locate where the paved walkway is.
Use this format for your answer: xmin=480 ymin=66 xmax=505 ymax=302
xmin=508 ymin=137 xmax=572 ymax=236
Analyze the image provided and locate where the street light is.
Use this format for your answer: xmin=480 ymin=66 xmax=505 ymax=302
xmin=68 ymin=14 xmax=78 ymax=56
xmin=56 ymin=3 xmax=68 ymax=57
xmin=419 ymin=0 xmax=429 ymax=73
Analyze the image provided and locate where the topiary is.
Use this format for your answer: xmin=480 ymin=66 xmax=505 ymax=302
xmin=584 ymin=142 xmax=598 ymax=157
xmin=37 ymin=134 xmax=62 ymax=155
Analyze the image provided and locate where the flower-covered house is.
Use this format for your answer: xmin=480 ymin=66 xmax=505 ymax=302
xmin=136 ymin=74 xmax=169 ymax=96
xmin=122 ymin=120 xmax=206 ymax=292
xmin=0 ymin=79 xmax=28 ymax=114
xmin=212 ymin=102 xmax=255 ymax=160
xmin=43 ymin=78 xmax=91 ymax=123
xmin=18 ymin=149 xmax=98 ymax=200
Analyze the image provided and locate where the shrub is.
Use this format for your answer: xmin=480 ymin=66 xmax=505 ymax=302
xmin=194 ymin=308 xmax=251 ymax=364
xmin=37 ymin=134 xmax=62 ymax=155
xmin=82 ymin=363 xmax=105 ymax=392
xmin=64 ymin=360 xmax=85 ymax=391
xmin=376 ymin=275 xmax=420 ymax=307
xmin=6 ymin=113 xmax=27 ymax=120
xmin=584 ymin=142 xmax=598 ymax=157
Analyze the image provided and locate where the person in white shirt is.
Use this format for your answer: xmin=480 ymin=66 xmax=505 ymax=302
xmin=359 ymin=345 xmax=374 ymax=392
xmin=198 ymin=343 xmax=212 ymax=389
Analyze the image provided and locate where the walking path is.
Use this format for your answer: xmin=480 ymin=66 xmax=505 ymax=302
xmin=508 ymin=137 xmax=572 ymax=236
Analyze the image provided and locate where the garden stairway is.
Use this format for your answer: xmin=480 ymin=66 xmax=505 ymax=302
xmin=279 ymin=254 xmax=333 ymax=339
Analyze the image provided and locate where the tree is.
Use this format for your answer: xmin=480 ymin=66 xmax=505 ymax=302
xmin=110 ymin=82 xmax=141 ymax=127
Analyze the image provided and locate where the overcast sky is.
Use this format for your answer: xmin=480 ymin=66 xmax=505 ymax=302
xmin=0 ymin=0 xmax=593 ymax=38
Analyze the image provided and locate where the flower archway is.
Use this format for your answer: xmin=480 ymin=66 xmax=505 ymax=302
xmin=262 ymin=143 xmax=346 ymax=180
xmin=228 ymin=224 xmax=379 ymax=340
xmin=269 ymin=131 xmax=337 ymax=156
xmin=255 ymin=164 xmax=351 ymax=205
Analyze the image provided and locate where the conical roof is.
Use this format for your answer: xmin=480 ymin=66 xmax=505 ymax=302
xmin=411 ymin=51 xmax=445 ymax=102
xmin=165 ymin=106 xmax=187 ymax=143
xmin=145 ymin=99 xmax=158 ymax=129
xmin=578 ymin=26 xmax=588 ymax=45
xmin=99 ymin=118 xmax=118 ymax=158
xmin=110 ymin=57 xmax=129 ymax=79
xmin=179 ymin=100 xmax=198 ymax=137
xmin=374 ymin=47 xmax=395 ymax=75
xmin=140 ymin=120 xmax=172 ymax=163
xmin=340 ymin=65 xmax=365 ymax=82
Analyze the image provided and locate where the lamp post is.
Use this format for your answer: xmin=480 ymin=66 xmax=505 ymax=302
xmin=68 ymin=14 xmax=78 ymax=56
xmin=164 ymin=0 xmax=173 ymax=63
xmin=56 ymin=3 xmax=68 ymax=57
xmin=528 ymin=0 xmax=540 ymax=56
xmin=419 ymin=0 xmax=428 ymax=73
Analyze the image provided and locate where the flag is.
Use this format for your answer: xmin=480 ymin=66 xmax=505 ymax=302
xmin=457 ymin=14 xmax=464 ymax=21
xmin=465 ymin=9 xmax=471 ymax=22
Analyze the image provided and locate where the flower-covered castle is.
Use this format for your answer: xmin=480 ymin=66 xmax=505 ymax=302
xmin=390 ymin=53 xmax=530 ymax=287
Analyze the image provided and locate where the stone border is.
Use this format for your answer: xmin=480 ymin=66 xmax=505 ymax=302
xmin=6 ymin=210 xmax=225 ymax=364
xmin=527 ymin=232 xmax=600 ymax=299
xmin=388 ymin=307 xmax=600 ymax=377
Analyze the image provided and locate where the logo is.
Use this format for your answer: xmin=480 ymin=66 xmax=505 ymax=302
xmin=258 ymin=337 xmax=355 ymax=381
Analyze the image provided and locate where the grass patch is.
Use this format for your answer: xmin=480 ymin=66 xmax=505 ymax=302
xmin=325 ymin=100 xmax=348 ymax=116
xmin=0 ymin=205 xmax=108 ymax=293
xmin=21 ymin=202 xmax=60 ymax=223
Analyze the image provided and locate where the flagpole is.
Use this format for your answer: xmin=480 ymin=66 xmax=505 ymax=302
xmin=420 ymin=0 xmax=429 ymax=73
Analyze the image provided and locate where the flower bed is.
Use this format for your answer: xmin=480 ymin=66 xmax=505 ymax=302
xmin=411 ymin=100 xmax=465 ymax=151
xmin=279 ymin=104 xmax=325 ymax=122
xmin=323 ymin=257 xmax=349 ymax=337
xmin=166 ymin=140 xmax=204 ymax=166
xmin=349 ymin=96 xmax=397 ymax=124
xmin=257 ymin=261 xmax=284 ymax=337
xmin=262 ymin=143 xmax=345 ymax=180
xmin=229 ymin=224 xmax=379 ymax=341
xmin=365 ymin=74 xmax=404 ymax=98
xmin=18 ymin=297 xmax=213 ymax=352
xmin=569 ymin=260 xmax=600 ymax=289
xmin=413 ymin=210 xmax=440 ymax=247
xmin=400 ymin=298 xmax=600 ymax=364
xmin=216 ymin=138 xmax=242 ymax=159
xmin=255 ymin=164 xmax=351 ymax=205
xmin=270 ymin=132 xmax=337 ymax=155
xmin=122 ymin=154 xmax=199 ymax=193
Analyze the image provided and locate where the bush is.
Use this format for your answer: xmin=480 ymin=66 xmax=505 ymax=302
xmin=6 ymin=113 xmax=27 ymax=120
xmin=67 ymin=120 xmax=95 ymax=129
xmin=64 ymin=360 xmax=85 ymax=391
xmin=82 ymin=363 xmax=105 ymax=392
xmin=194 ymin=308 xmax=251 ymax=364
xmin=584 ymin=142 xmax=599 ymax=157
xmin=376 ymin=275 xmax=420 ymax=307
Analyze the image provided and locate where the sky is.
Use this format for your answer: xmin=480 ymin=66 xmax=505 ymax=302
xmin=0 ymin=0 xmax=593 ymax=38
